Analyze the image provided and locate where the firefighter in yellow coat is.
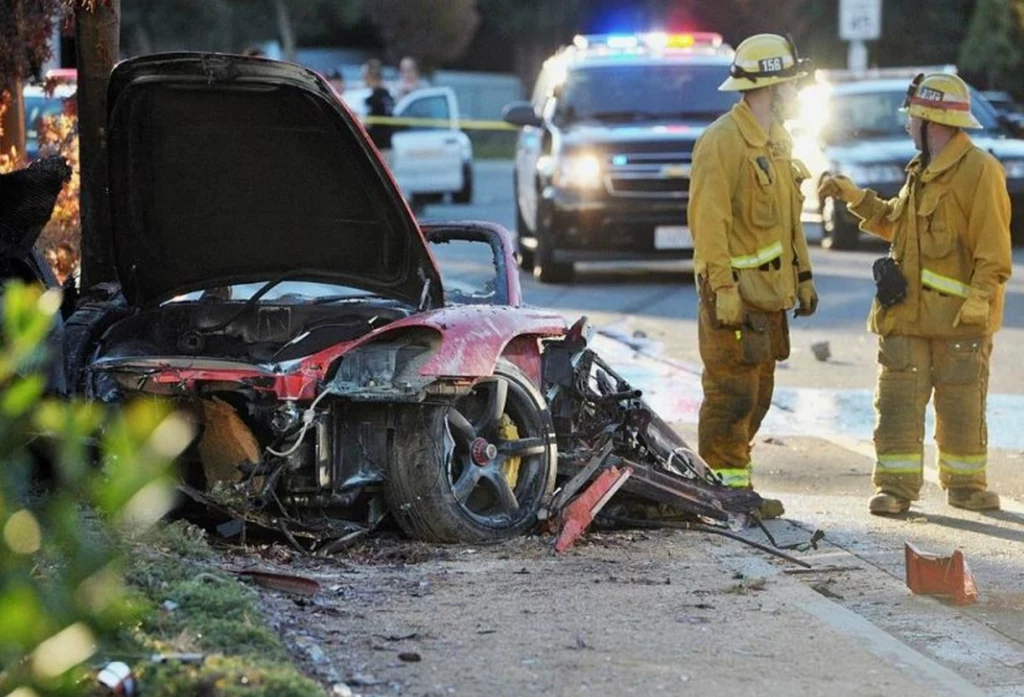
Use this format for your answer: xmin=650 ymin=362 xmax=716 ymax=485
xmin=819 ymin=73 xmax=1011 ymax=514
xmin=689 ymin=34 xmax=818 ymax=518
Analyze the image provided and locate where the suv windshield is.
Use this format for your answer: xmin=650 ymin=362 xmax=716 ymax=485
xmin=822 ymin=88 xmax=1001 ymax=143
xmin=555 ymin=63 xmax=736 ymax=124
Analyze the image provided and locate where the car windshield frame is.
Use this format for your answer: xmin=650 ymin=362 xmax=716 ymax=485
xmin=822 ymin=86 xmax=1003 ymax=143
xmin=162 ymin=280 xmax=383 ymax=305
xmin=553 ymin=62 xmax=736 ymax=125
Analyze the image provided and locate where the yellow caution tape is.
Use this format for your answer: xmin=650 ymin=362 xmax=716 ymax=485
xmin=362 ymin=115 xmax=518 ymax=131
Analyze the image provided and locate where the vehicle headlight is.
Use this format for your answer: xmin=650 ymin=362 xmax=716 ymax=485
xmin=1002 ymin=159 xmax=1024 ymax=179
xmin=839 ymin=163 xmax=906 ymax=185
xmin=330 ymin=335 xmax=437 ymax=391
xmin=554 ymin=154 xmax=603 ymax=189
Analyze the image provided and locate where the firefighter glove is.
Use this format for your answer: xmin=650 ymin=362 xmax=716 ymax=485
xmin=715 ymin=285 xmax=744 ymax=327
xmin=953 ymin=287 xmax=990 ymax=328
xmin=818 ymin=174 xmax=865 ymax=205
xmin=795 ymin=280 xmax=818 ymax=317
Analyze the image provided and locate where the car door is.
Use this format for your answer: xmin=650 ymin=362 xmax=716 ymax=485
xmin=391 ymin=87 xmax=463 ymax=195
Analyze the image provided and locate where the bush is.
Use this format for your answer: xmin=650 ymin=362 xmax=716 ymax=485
xmin=0 ymin=280 xmax=194 ymax=696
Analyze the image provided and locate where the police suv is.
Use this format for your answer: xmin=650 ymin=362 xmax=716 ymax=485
xmin=503 ymin=32 xmax=737 ymax=282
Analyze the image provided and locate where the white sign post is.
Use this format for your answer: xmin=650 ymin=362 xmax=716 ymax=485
xmin=839 ymin=0 xmax=882 ymax=73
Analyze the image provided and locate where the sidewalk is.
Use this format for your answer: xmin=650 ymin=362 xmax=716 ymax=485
xmin=251 ymin=525 xmax=988 ymax=696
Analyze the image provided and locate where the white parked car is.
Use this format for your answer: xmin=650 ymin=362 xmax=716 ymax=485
xmin=343 ymin=86 xmax=474 ymax=208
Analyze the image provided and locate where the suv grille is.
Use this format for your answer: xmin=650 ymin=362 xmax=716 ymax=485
xmin=605 ymin=151 xmax=691 ymax=199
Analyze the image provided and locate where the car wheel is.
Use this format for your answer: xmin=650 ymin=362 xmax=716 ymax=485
xmin=534 ymin=235 xmax=574 ymax=283
xmin=385 ymin=359 xmax=557 ymax=543
xmin=532 ymin=205 xmax=574 ymax=283
xmin=820 ymin=195 xmax=860 ymax=251
xmin=453 ymin=162 xmax=473 ymax=204
xmin=515 ymin=203 xmax=535 ymax=271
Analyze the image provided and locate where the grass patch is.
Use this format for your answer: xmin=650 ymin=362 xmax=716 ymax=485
xmin=106 ymin=521 xmax=323 ymax=697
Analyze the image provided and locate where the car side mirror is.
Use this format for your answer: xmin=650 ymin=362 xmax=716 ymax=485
xmin=503 ymin=101 xmax=542 ymax=128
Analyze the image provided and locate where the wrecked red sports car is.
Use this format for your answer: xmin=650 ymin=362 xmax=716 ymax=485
xmin=66 ymin=53 xmax=569 ymax=544
xmin=65 ymin=53 xmax=762 ymax=550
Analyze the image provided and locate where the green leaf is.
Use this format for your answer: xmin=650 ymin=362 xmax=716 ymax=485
xmin=0 ymin=582 xmax=47 ymax=651
xmin=2 ymin=376 xmax=46 ymax=418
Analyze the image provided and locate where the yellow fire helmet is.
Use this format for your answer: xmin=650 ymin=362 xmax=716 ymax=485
xmin=719 ymin=33 xmax=810 ymax=92
xmin=901 ymin=72 xmax=982 ymax=129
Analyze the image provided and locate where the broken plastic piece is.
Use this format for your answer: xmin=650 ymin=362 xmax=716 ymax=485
xmin=554 ymin=465 xmax=633 ymax=553
xmin=905 ymin=542 xmax=978 ymax=606
xmin=97 ymin=661 xmax=135 ymax=696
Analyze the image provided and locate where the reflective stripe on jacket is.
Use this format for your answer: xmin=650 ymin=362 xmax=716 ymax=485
xmin=848 ymin=131 xmax=1012 ymax=337
xmin=689 ymin=100 xmax=813 ymax=313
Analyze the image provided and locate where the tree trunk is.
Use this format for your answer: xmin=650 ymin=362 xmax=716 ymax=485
xmin=0 ymin=87 xmax=27 ymax=160
xmin=274 ymin=0 xmax=297 ymax=62
xmin=76 ymin=0 xmax=121 ymax=289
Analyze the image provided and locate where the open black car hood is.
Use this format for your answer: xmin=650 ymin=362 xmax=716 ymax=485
xmin=105 ymin=53 xmax=443 ymax=308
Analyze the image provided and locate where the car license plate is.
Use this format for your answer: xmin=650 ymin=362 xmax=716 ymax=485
xmin=654 ymin=226 xmax=693 ymax=250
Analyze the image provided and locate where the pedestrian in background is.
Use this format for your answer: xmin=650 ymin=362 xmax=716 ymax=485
xmin=362 ymin=59 xmax=396 ymax=168
xmin=688 ymin=34 xmax=818 ymax=519
xmin=819 ymin=73 xmax=1011 ymax=514
xmin=396 ymin=56 xmax=423 ymax=98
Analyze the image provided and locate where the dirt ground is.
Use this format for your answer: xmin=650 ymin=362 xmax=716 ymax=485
xmin=233 ymin=532 xmax=933 ymax=697
xmin=218 ymin=428 xmax=1024 ymax=696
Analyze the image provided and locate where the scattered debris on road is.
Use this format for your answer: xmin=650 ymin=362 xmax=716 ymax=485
xmin=811 ymin=341 xmax=832 ymax=362
xmin=236 ymin=569 xmax=322 ymax=596
xmin=905 ymin=543 xmax=979 ymax=605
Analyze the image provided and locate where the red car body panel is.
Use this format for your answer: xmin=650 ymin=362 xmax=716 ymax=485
xmin=134 ymin=305 xmax=566 ymax=401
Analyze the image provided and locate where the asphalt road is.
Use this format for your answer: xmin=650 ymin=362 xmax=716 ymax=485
xmin=412 ymin=160 xmax=1024 ymax=694
xmin=423 ymin=160 xmax=1024 ymax=442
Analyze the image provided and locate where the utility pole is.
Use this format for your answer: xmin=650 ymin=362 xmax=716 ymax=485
xmin=839 ymin=0 xmax=882 ymax=73
xmin=75 ymin=0 xmax=121 ymax=288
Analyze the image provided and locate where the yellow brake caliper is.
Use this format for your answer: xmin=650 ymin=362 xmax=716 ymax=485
xmin=498 ymin=414 xmax=521 ymax=490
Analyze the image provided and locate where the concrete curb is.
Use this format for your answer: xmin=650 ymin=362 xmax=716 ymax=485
xmin=719 ymin=550 xmax=987 ymax=697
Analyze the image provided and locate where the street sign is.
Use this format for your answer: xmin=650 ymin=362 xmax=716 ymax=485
xmin=839 ymin=0 xmax=882 ymax=41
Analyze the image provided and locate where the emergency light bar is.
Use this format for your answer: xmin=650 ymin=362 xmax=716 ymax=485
xmin=572 ymin=32 xmax=728 ymax=53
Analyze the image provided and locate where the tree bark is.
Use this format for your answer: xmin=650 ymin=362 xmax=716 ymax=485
xmin=274 ymin=0 xmax=296 ymax=62
xmin=76 ymin=0 xmax=121 ymax=288
xmin=0 ymin=87 xmax=27 ymax=159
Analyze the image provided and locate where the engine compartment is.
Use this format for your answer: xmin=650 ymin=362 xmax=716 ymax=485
xmin=95 ymin=298 xmax=414 ymax=364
